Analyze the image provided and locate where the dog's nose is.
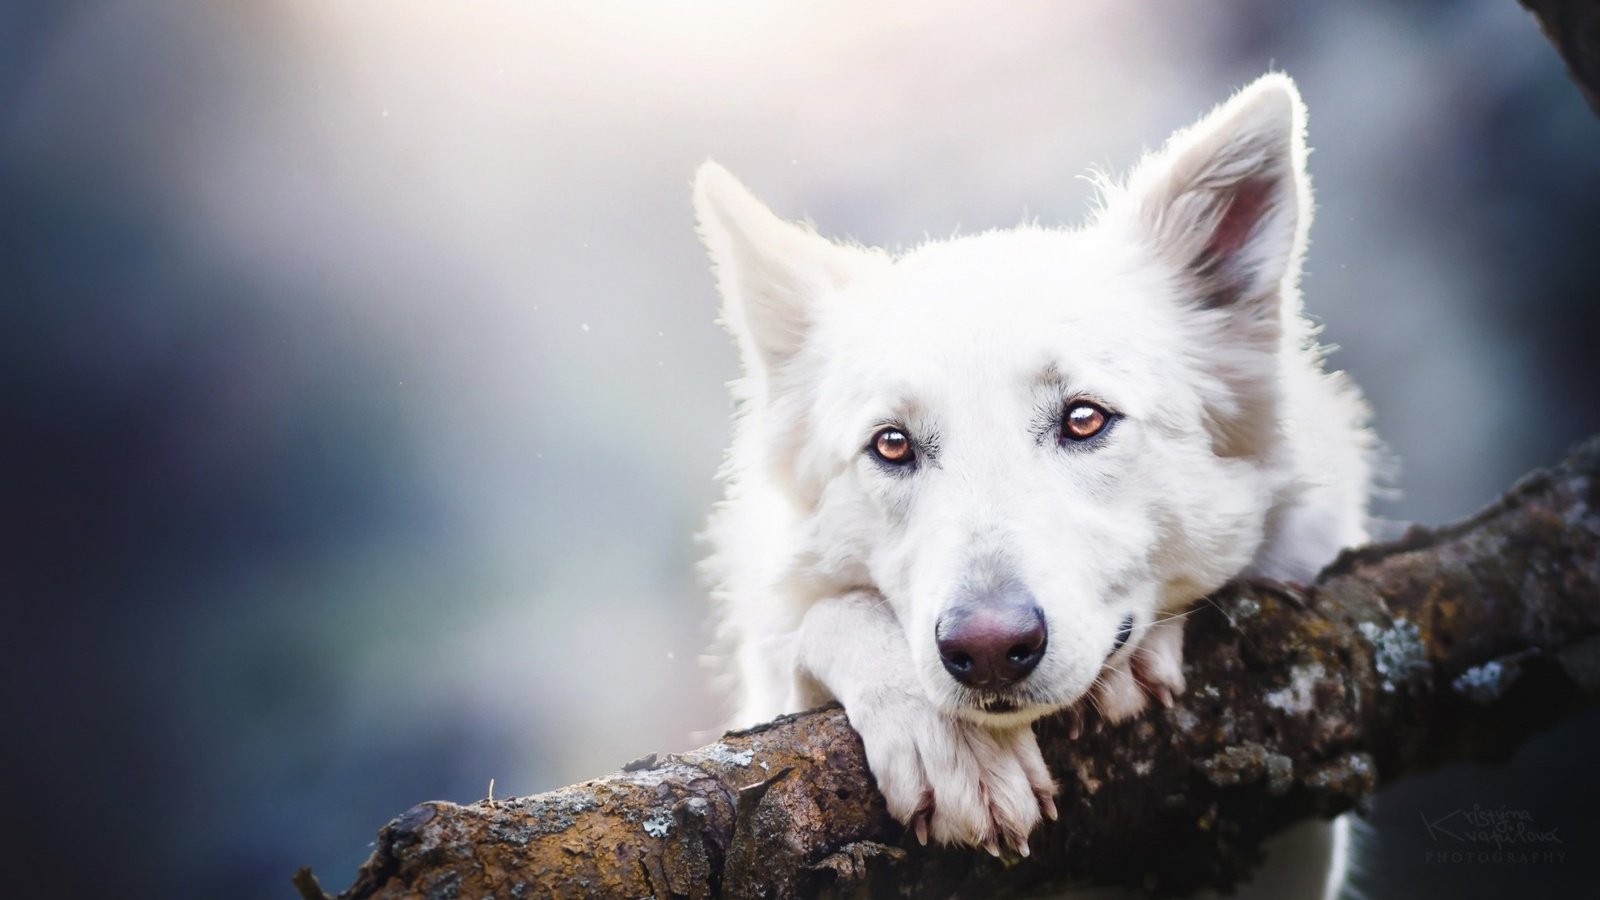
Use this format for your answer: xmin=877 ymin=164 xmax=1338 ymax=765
xmin=936 ymin=603 xmax=1047 ymax=689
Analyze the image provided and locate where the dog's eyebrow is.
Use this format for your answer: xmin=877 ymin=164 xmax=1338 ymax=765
xmin=1030 ymin=361 xmax=1069 ymax=392
xmin=879 ymin=393 xmax=922 ymax=427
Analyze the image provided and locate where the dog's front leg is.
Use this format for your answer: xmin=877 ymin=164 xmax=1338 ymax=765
xmin=796 ymin=592 xmax=1057 ymax=854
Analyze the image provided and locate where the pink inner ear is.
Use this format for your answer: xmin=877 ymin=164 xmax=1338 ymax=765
xmin=1204 ymin=177 xmax=1275 ymax=262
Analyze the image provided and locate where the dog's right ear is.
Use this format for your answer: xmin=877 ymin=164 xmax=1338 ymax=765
xmin=693 ymin=161 xmax=877 ymax=376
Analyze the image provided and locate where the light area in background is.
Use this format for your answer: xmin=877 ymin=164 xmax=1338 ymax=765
xmin=5 ymin=1 xmax=1596 ymax=897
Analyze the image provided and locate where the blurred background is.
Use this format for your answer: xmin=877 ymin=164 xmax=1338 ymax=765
xmin=4 ymin=1 xmax=1598 ymax=897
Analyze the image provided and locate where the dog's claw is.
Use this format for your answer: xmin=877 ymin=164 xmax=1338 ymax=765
xmin=1041 ymin=794 xmax=1059 ymax=822
xmin=912 ymin=813 xmax=929 ymax=846
xmin=1158 ymin=686 xmax=1174 ymax=708
xmin=984 ymin=840 xmax=1002 ymax=857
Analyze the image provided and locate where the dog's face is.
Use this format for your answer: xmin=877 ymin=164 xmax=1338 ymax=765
xmin=698 ymin=76 xmax=1309 ymax=724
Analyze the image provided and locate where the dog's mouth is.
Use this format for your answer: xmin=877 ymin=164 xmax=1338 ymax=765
xmin=944 ymin=671 xmax=1095 ymax=726
xmin=974 ymin=694 xmax=1019 ymax=714
xmin=954 ymin=686 xmax=1055 ymax=723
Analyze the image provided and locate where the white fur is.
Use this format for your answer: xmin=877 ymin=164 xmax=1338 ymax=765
xmin=695 ymin=73 xmax=1373 ymax=895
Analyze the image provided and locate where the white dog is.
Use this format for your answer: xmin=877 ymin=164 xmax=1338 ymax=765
xmin=694 ymin=73 xmax=1373 ymax=897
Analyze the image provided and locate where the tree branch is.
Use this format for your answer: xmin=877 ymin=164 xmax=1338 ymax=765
xmin=1521 ymin=0 xmax=1600 ymax=117
xmin=302 ymin=436 xmax=1600 ymax=898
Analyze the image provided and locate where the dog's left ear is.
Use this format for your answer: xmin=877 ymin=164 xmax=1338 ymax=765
xmin=1113 ymin=74 xmax=1311 ymax=457
xmin=1122 ymin=73 xmax=1309 ymax=330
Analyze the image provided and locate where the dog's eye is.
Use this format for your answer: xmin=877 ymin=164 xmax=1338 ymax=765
xmin=871 ymin=428 xmax=914 ymax=465
xmin=1062 ymin=401 xmax=1111 ymax=442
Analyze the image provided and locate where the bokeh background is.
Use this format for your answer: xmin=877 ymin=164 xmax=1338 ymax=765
xmin=5 ymin=1 xmax=1598 ymax=897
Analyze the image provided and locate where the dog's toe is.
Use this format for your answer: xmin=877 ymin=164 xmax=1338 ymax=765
xmin=921 ymin=721 xmax=1048 ymax=852
xmin=1094 ymin=664 xmax=1150 ymax=723
xmin=1090 ymin=614 xmax=1188 ymax=725
xmin=1133 ymin=614 xmax=1188 ymax=700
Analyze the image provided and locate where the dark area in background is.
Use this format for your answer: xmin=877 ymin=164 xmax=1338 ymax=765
xmin=3 ymin=2 xmax=1598 ymax=897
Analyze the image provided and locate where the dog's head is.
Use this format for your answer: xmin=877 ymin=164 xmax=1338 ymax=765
xmin=696 ymin=75 xmax=1311 ymax=724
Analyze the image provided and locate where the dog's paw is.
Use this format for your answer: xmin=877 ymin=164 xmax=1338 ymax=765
xmin=847 ymin=691 xmax=1056 ymax=854
xmin=1092 ymin=613 xmax=1188 ymax=725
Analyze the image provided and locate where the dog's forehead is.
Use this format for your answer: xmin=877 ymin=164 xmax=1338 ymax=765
xmin=821 ymin=228 xmax=1178 ymax=383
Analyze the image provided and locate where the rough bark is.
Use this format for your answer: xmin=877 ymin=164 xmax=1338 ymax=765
xmin=1521 ymin=0 xmax=1600 ymax=116
xmin=299 ymin=436 xmax=1600 ymax=899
